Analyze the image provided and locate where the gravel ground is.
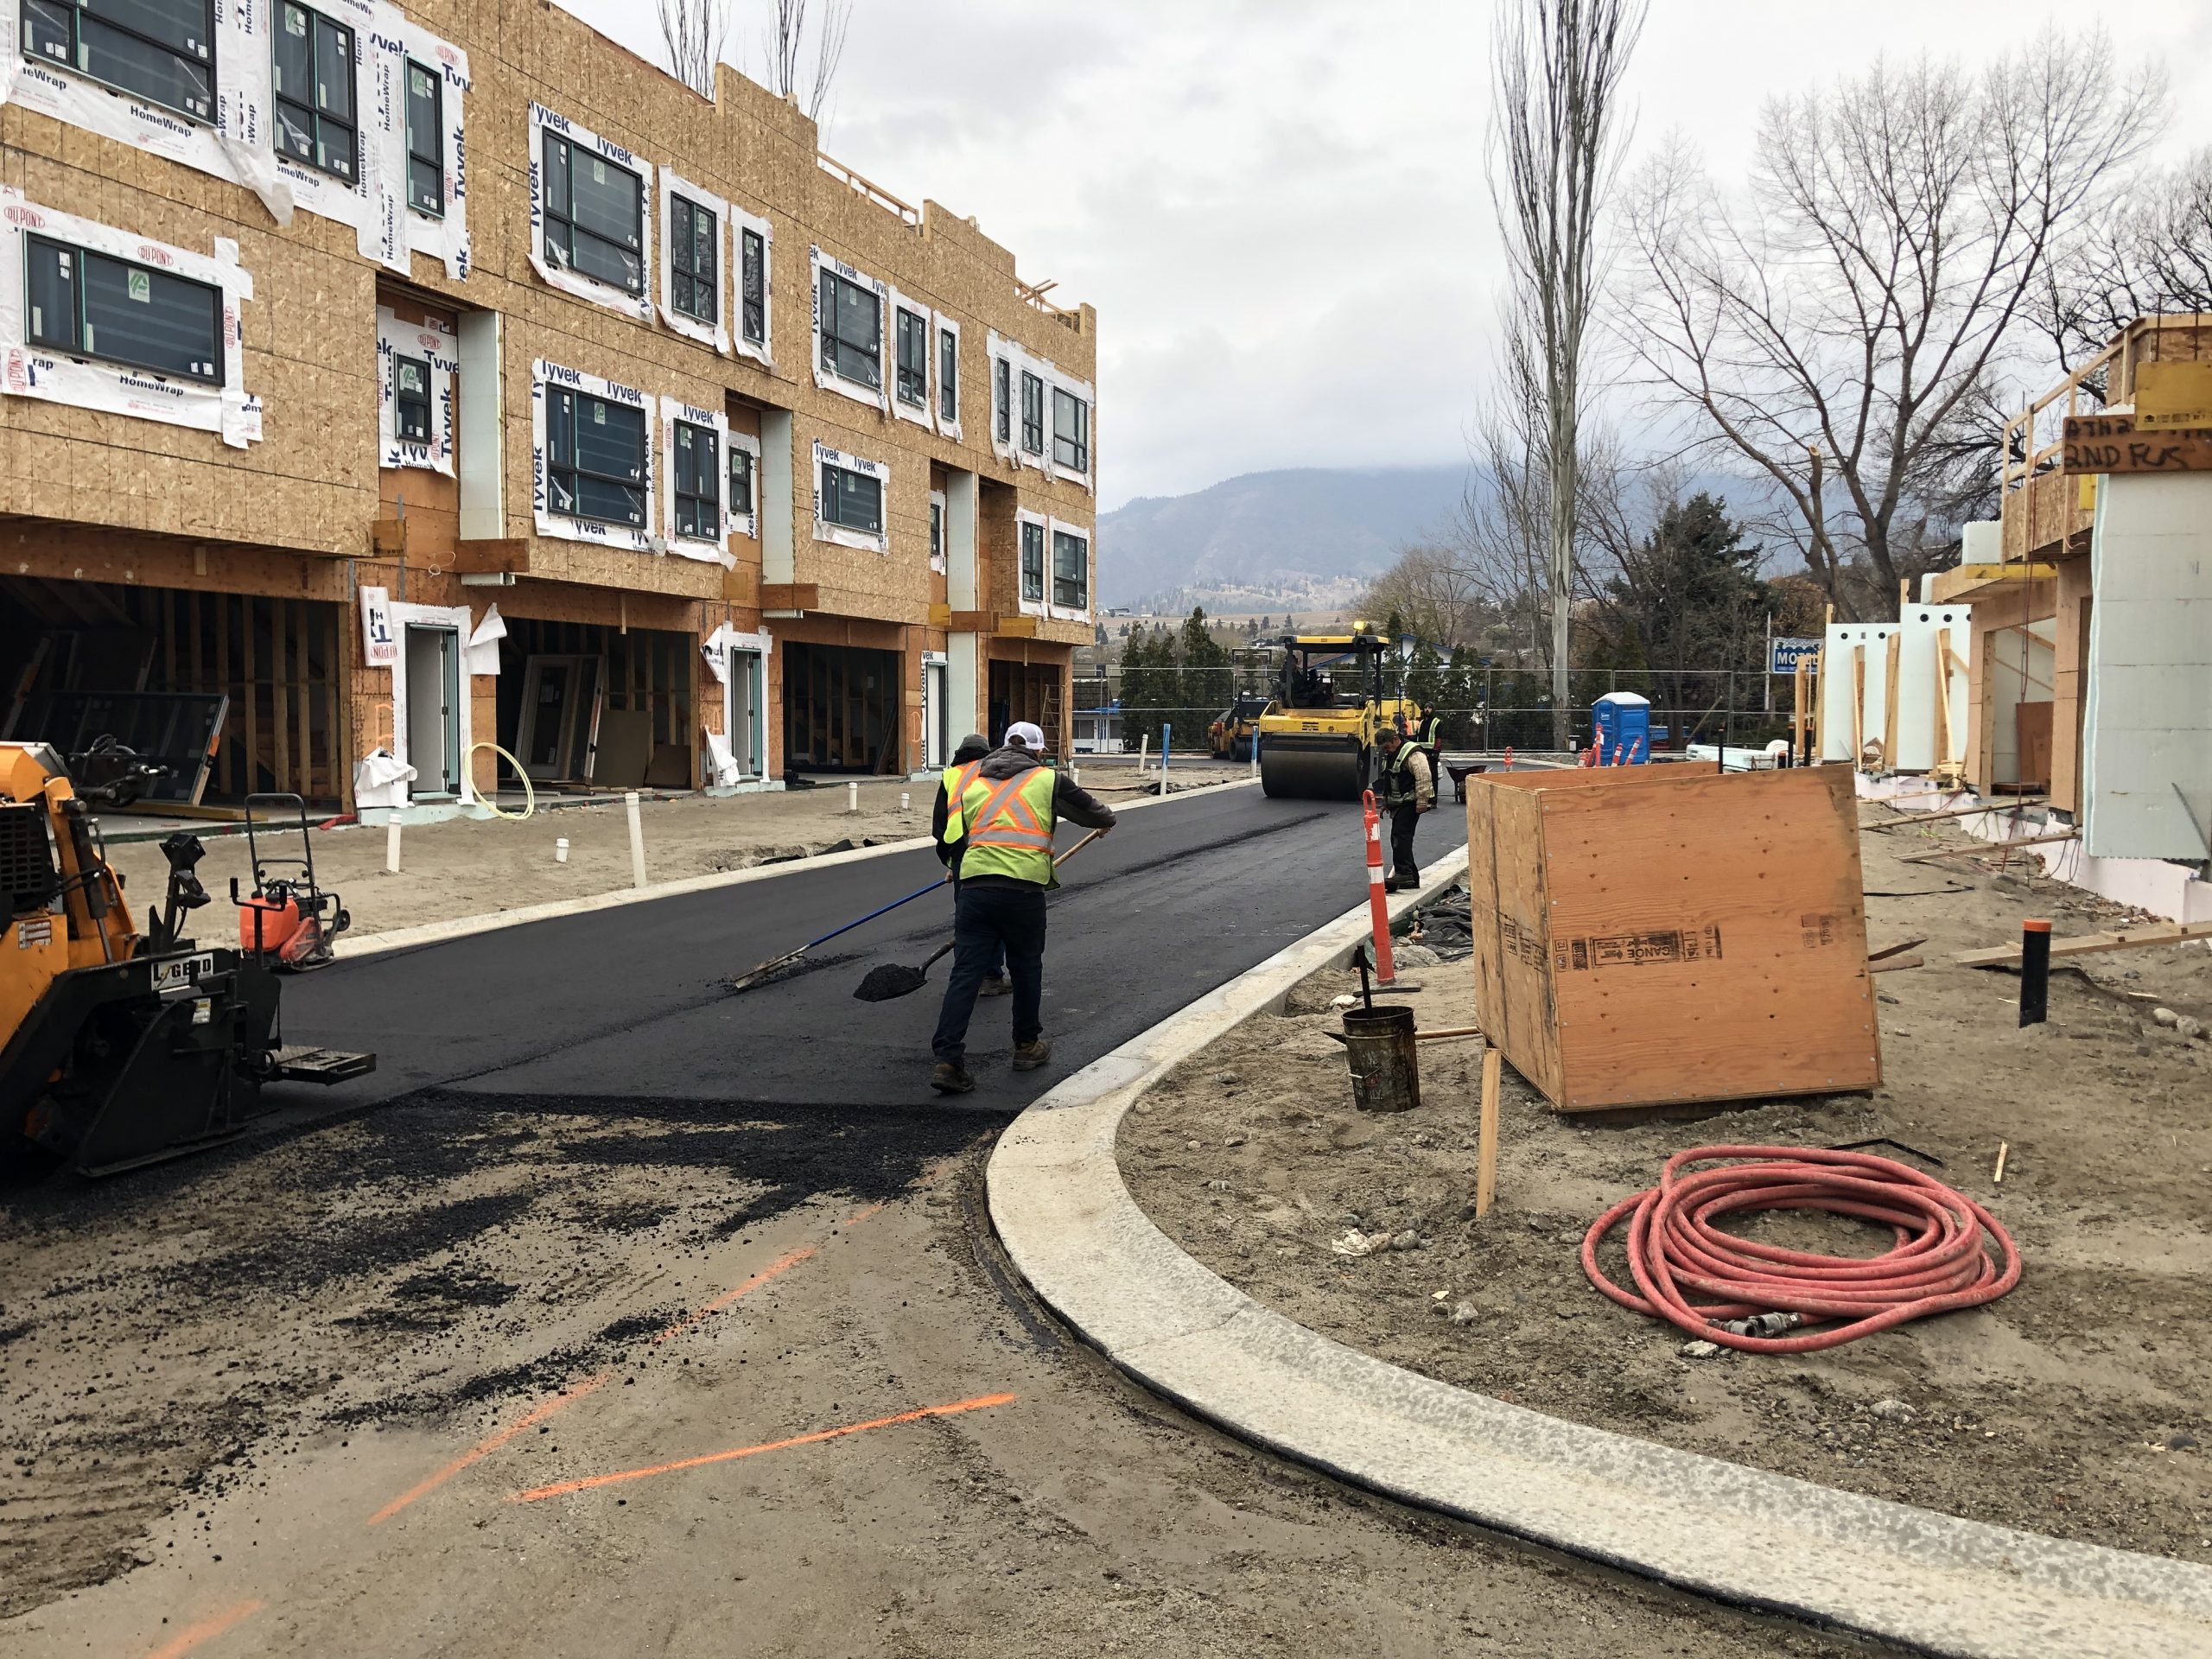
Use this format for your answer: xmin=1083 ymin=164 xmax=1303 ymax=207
xmin=100 ymin=767 xmax=1249 ymax=939
xmin=1122 ymin=808 xmax=2212 ymax=1566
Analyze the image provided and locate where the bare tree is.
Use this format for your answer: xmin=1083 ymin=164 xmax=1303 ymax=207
xmin=2040 ymin=147 xmax=2212 ymax=366
xmin=658 ymin=0 xmax=727 ymax=99
xmin=1358 ymin=542 xmax=1485 ymax=648
xmin=1491 ymin=0 xmax=1645 ymax=746
xmin=1623 ymin=29 xmax=2161 ymax=619
xmin=763 ymin=0 xmax=850 ymax=122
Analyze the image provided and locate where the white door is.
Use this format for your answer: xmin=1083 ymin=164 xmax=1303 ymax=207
xmin=404 ymin=624 xmax=461 ymax=796
xmin=730 ymin=651 xmax=760 ymax=777
xmin=923 ymin=660 xmax=948 ymax=769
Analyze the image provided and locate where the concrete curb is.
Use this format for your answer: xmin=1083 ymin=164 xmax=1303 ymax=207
xmin=984 ymin=855 xmax=2212 ymax=1659
xmin=335 ymin=775 xmax=1259 ymax=961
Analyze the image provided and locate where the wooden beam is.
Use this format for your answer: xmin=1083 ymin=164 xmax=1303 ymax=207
xmin=454 ymin=538 xmax=531 ymax=575
xmin=1933 ymin=626 xmax=1955 ymax=767
xmin=1862 ymin=796 xmax=2046 ymax=830
xmin=1897 ymin=830 xmax=2077 ymax=865
xmin=1882 ymin=629 xmax=1901 ymax=769
xmin=1926 ymin=563 xmax=2056 ymax=605
xmin=371 ymin=518 xmax=410 ymax=556
xmin=2061 ymin=413 xmax=2212 ymax=476
xmin=1957 ymin=918 xmax=2212 ymax=968
xmin=1851 ymin=645 xmax=1866 ymax=769
xmin=760 ymin=582 xmax=820 ymax=611
xmin=1475 ymin=1046 xmax=1502 ymax=1219
xmin=995 ymin=616 xmax=1039 ymax=639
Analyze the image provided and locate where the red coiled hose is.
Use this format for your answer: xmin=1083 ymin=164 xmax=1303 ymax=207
xmin=1581 ymin=1145 xmax=2021 ymax=1354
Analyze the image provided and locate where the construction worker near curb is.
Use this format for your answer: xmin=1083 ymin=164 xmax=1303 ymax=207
xmin=930 ymin=721 xmax=1116 ymax=1095
xmin=933 ymin=733 xmax=1010 ymax=996
xmin=1377 ymin=725 xmax=1433 ymax=893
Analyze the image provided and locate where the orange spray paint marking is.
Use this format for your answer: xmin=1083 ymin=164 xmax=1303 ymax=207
xmin=367 ymin=1244 xmax=819 ymax=1524
xmin=509 ymin=1392 xmax=1017 ymax=1503
xmin=148 ymin=1599 xmax=264 ymax=1658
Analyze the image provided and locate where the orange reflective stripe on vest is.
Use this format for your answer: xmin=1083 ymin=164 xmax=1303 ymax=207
xmin=963 ymin=772 xmax=1052 ymax=851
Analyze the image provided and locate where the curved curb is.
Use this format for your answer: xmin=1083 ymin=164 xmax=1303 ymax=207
xmin=336 ymin=776 xmax=1259 ymax=961
xmin=985 ymin=854 xmax=2212 ymax=1659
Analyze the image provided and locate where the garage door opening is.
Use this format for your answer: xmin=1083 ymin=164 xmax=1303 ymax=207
xmin=494 ymin=617 xmax=697 ymax=793
xmin=1 ymin=576 xmax=343 ymax=809
xmin=783 ymin=642 xmax=902 ymax=775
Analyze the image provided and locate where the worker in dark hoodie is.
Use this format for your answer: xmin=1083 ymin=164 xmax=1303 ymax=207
xmin=930 ymin=721 xmax=1116 ymax=1094
xmin=934 ymin=732 xmax=1007 ymax=996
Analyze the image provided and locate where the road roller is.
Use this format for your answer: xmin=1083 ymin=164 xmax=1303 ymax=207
xmin=1 ymin=739 xmax=372 ymax=1177
xmin=1255 ymin=624 xmax=1415 ymax=800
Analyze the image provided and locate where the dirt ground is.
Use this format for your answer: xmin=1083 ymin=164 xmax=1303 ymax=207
xmin=100 ymin=766 xmax=1249 ymax=939
xmin=1122 ymin=804 xmax=2212 ymax=1566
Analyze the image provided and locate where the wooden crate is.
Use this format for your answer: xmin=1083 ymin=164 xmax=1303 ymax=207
xmin=1464 ymin=764 xmax=1880 ymax=1112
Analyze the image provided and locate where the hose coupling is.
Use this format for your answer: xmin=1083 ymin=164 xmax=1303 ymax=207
xmin=1719 ymin=1311 xmax=1802 ymax=1338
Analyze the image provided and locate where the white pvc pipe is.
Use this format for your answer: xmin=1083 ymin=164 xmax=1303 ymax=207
xmin=625 ymin=791 xmax=647 ymax=889
xmin=847 ymin=779 xmax=859 ymax=814
xmin=1137 ymin=734 xmax=1150 ymax=773
xmin=385 ymin=818 xmax=402 ymax=875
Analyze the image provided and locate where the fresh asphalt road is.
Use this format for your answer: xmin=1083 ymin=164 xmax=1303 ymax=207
xmin=283 ymin=782 xmax=1469 ymax=1112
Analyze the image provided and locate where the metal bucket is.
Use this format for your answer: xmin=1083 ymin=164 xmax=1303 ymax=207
xmin=1341 ymin=1004 xmax=1419 ymax=1113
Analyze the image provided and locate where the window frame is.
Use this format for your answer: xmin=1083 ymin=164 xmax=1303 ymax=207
xmin=544 ymin=385 xmax=649 ymax=529
xmin=994 ymin=357 xmax=1011 ymax=446
xmin=541 ymin=127 xmax=646 ymax=296
xmin=739 ymin=226 xmax=767 ymax=346
xmin=404 ymin=57 xmax=444 ymax=216
xmin=893 ymin=304 xmax=929 ymax=408
xmin=938 ymin=324 xmax=958 ymax=425
xmin=1052 ymin=527 xmax=1090 ymax=611
xmin=1020 ymin=370 xmax=1045 ymax=455
xmin=272 ymin=2 xmax=359 ymax=186
xmin=23 ymin=0 xmax=217 ymax=124
xmin=817 ymin=265 xmax=881 ymax=391
xmin=1020 ymin=520 xmax=1046 ymax=604
xmin=1052 ymin=387 xmax=1090 ymax=474
xmin=819 ymin=457 xmax=884 ymax=536
xmin=671 ymin=417 xmax=721 ymax=542
xmin=669 ymin=193 xmax=718 ymax=327
xmin=728 ymin=442 xmax=754 ymax=518
xmin=393 ymin=351 xmax=433 ymax=442
xmin=23 ymin=232 xmax=226 ymax=386
xmin=929 ymin=494 xmax=944 ymax=573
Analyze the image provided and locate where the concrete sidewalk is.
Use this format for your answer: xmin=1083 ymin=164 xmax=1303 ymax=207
xmin=985 ymin=855 xmax=2212 ymax=1659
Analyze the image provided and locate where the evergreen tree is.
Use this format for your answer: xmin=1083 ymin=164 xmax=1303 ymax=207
xmin=1406 ymin=641 xmax=1444 ymax=720
xmin=1440 ymin=645 xmax=1478 ymax=745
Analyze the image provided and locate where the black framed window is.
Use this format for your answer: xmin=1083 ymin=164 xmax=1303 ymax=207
xmin=394 ymin=353 xmax=431 ymax=441
xmin=544 ymin=386 xmax=646 ymax=526
xmin=542 ymin=130 xmax=645 ymax=294
xmin=25 ymin=234 xmax=223 ymax=384
xmin=404 ymin=60 xmax=443 ymax=215
xmin=1020 ymin=521 xmax=1045 ymax=602
xmin=272 ymin=3 xmax=357 ymax=183
xmin=22 ymin=0 xmax=214 ymax=122
xmin=1052 ymin=529 xmax=1089 ymax=610
xmin=894 ymin=306 xmax=927 ymax=407
xmin=994 ymin=357 xmax=1010 ymax=444
xmin=820 ymin=461 xmax=882 ymax=534
xmin=740 ymin=227 xmax=766 ymax=345
xmin=1020 ymin=370 xmax=1044 ymax=454
xmin=728 ymin=444 xmax=753 ymax=517
xmin=817 ymin=268 xmax=880 ymax=388
xmin=670 ymin=194 xmax=717 ymax=326
xmin=930 ymin=499 xmax=943 ymax=565
xmin=938 ymin=327 xmax=957 ymax=423
xmin=673 ymin=420 xmax=720 ymax=540
xmin=1052 ymin=388 xmax=1090 ymax=473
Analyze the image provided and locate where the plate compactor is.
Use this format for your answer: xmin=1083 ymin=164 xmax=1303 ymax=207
xmin=0 ymin=741 xmax=372 ymax=1176
xmin=1255 ymin=623 xmax=1415 ymax=800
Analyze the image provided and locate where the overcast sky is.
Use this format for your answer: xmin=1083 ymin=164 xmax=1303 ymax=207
xmin=558 ymin=2 xmax=2212 ymax=513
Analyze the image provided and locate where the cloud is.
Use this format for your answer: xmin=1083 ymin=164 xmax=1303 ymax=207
xmin=556 ymin=1 xmax=2210 ymax=511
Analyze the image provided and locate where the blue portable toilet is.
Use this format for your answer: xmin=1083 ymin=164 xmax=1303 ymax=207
xmin=1591 ymin=692 xmax=1652 ymax=762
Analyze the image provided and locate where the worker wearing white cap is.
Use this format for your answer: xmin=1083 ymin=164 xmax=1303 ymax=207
xmin=930 ymin=721 xmax=1117 ymax=1094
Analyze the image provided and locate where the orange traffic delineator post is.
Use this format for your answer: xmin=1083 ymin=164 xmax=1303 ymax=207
xmin=1503 ymin=745 xmax=1514 ymax=770
xmin=1361 ymin=788 xmax=1399 ymax=986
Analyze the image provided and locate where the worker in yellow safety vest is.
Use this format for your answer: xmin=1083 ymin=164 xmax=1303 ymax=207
xmin=930 ymin=721 xmax=1117 ymax=1095
xmin=932 ymin=733 xmax=1007 ymax=996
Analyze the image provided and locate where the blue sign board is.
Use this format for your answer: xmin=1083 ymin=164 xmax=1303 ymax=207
xmin=1769 ymin=636 xmax=1821 ymax=675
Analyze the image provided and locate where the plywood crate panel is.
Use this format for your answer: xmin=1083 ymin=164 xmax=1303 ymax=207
xmin=1465 ymin=764 xmax=1880 ymax=1112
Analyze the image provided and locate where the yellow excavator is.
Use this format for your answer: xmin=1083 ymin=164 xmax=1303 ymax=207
xmin=1 ymin=739 xmax=372 ymax=1176
xmin=1255 ymin=624 xmax=1414 ymax=800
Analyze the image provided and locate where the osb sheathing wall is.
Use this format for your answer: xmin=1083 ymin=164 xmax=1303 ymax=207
xmin=0 ymin=0 xmax=1096 ymax=790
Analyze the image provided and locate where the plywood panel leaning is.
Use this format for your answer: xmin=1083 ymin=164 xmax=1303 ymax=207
xmin=1463 ymin=766 xmax=1880 ymax=1112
